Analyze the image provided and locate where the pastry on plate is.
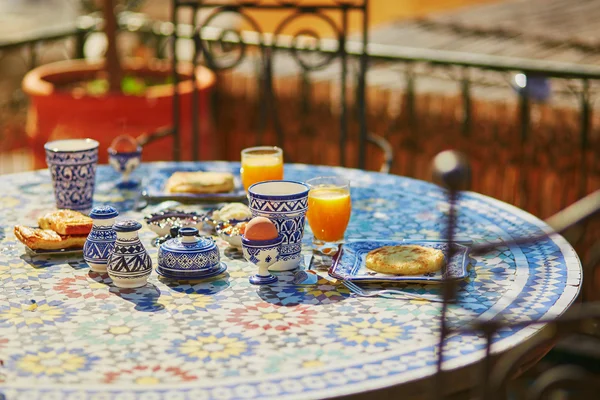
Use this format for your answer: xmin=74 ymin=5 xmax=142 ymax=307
xmin=212 ymin=203 xmax=252 ymax=222
xmin=38 ymin=209 xmax=92 ymax=236
xmin=365 ymin=245 xmax=445 ymax=275
xmin=14 ymin=225 xmax=87 ymax=250
xmin=165 ymin=171 xmax=235 ymax=194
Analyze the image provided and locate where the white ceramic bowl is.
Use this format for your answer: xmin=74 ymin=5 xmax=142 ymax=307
xmin=215 ymin=220 xmax=249 ymax=250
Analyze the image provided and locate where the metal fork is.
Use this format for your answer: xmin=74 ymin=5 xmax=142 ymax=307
xmin=342 ymin=280 xmax=446 ymax=303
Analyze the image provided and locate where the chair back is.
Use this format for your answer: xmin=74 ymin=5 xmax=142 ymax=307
xmin=169 ymin=0 xmax=372 ymax=168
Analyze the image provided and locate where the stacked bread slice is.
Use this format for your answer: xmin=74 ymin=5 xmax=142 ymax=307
xmin=14 ymin=210 xmax=92 ymax=250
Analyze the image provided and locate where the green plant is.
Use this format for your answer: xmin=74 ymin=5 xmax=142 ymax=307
xmin=80 ymin=0 xmax=146 ymax=93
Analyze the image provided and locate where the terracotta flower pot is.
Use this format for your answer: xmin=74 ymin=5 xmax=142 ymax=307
xmin=22 ymin=59 xmax=215 ymax=169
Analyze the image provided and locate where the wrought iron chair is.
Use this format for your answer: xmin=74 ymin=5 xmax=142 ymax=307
xmin=142 ymin=0 xmax=393 ymax=173
xmin=430 ymin=151 xmax=600 ymax=400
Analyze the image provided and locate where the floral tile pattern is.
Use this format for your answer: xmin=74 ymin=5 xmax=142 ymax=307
xmin=0 ymin=162 xmax=581 ymax=399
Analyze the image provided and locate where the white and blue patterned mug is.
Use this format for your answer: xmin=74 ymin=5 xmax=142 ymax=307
xmin=247 ymin=180 xmax=309 ymax=271
xmin=44 ymin=139 xmax=99 ymax=213
xmin=84 ymin=205 xmax=118 ymax=273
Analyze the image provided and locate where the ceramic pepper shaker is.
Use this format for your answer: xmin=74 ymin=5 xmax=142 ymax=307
xmin=107 ymin=220 xmax=152 ymax=288
xmin=84 ymin=206 xmax=119 ymax=272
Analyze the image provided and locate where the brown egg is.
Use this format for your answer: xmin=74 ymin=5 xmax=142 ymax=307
xmin=244 ymin=217 xmax=278 ymax=241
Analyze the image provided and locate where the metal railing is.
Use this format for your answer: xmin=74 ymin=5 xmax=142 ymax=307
xmin=1 ymin=2 xmax=599 ymax=397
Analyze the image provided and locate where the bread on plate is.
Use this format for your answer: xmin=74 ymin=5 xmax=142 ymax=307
xmin=38 ymin=209 xmax=92 ymax=236
xmin=165 ymin=171 xmax=235 ymax=194
xmin=14 ymin=225 xmax=87 ymax=251
xmin=365 ymin=245 xmax=445 ymax=275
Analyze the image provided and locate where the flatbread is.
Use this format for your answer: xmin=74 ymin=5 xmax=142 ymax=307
xmin=165 ymin=171 xmax=235 ymax=194
xmin=38 ymin=209 xmax=92 ymax=236
xmin=365 ymin=245 xmax=445 ymax=275
xmin=14 ymin=225 xmax=87 ymax=250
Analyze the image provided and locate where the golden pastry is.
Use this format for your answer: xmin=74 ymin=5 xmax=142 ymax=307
xmin=365 ymin=245 xmax=445 ymax=275
xmin=38 ymin=209 xmax=92 ymax=236
xmin=14 ymin=225 xmax=87 ymax=250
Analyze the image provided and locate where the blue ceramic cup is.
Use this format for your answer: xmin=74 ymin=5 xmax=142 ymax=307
xmin=108 ymin=146 xmax=142 ymax=189
xmin=247 ymin=180 xmax=309 ymax=271
xmin=45 ymin=139 xmax=99 ymax=213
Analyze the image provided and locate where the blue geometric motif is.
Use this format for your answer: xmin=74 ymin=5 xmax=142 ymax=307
xmin=0 ymin=162 xmax=581 ymax=400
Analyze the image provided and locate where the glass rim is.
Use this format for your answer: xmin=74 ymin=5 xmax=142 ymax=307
xmin=306 ymin=176 xmax=350 ymax=189
xmin=241 ymin=146 xmax=283 ymax=156
xmin=44 ymin=138 xmax=99 ymax=153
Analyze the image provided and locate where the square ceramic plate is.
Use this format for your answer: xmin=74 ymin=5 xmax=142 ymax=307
xmin=143 ymin=166 xmax=247 ymax=203
xmin=25 ymin=246 xmax=83 ymax=256
xmin=329 ymin=239 xmax=471 ymax=283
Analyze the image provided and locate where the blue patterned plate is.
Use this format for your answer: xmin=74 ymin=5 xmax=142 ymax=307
xmin=329 ymin=240 xmax=471 ymax=283
xmin=144 ymin=166 xmax=247 ymax=202
xmin=156 ymin=261 xmax=228 ymax=281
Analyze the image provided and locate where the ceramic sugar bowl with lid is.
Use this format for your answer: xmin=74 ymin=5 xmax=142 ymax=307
xmin=107 ymin=220 xmax=152 ymax=288
xmin=157 ymin=227 xmax=227 ymax=280
xmin=84 ymin=205 xmax=119 ymax=272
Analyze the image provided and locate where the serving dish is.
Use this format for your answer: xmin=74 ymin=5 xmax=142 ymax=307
xmin=156 ymin=261 xmax=228 ymax=281
xmin=215 ymin=220 xmax=248 ymax=249
xmin=25 ymin=247 xmax=84 ymax=256
xmin=157 ymin=227 xmax=227 ymax=280
xmin=143 ymin=166 xmax=246 ymax=202
xmin=329 ymin=239 xmax=471 ymax=283
xmin=144 ymin=209 xmax=205 ymax=237
xmin=21 ymin=225 xmax=85 ymax=256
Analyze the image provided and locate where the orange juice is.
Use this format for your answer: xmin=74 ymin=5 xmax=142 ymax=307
xmin=307 ymin=186 xmax=352 ymax=242
xmin=241 ymin=155 xmax=284 ymax=190
xmin=241 ymin=147 xmax=284 ymax=190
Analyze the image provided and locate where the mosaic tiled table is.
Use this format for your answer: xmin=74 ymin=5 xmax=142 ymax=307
xmin=0 ymin=162 xmax=582 ymax=400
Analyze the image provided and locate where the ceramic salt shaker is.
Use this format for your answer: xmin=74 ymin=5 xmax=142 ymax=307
xmin=84 ymin=206 xmax=119 ymax=272
xmin=107 ymin=220 xmax=152 ymax=288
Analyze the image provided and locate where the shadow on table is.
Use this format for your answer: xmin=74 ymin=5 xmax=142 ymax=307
xmin=224 ymin=247 xmax=244 ymax=260
xmin=110 ymin=283 xmax=164 ymax=312
xmin=19 ymin=254 xmax=85 ymax=270
xmin=88 ymin=271 xmax=165 ymax=312
xmin=159 ymin=272 xmax=231 ymax=296
xmin=256 ymin=276 xmax=351 ymax=307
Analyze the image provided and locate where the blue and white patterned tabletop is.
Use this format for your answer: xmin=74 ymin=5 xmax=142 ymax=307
xmin=0 ymin=162 xmax=582 ymax=400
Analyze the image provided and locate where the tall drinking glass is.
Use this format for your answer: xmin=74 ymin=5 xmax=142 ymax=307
xmin=306 ymin=176 xmax=352 ymax=254
xmin=45 ymin=139 xmax=99 ymax=213
xmin=240 ymin=146 xmax=284 ymax=191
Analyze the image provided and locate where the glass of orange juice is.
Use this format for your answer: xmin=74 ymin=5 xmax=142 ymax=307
xmin=240 ymin=146 xmax=284 ymax=191
xmin=306 ymin=176 xmax=352 ymax=254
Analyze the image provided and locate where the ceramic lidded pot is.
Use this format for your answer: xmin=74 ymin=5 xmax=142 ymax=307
xmin=157 ymin=227 xmax=226 ymax=280
xmin=107 ymin=220 xmax=152 ymax=288
xmin=84 ymin=205 xmax=119 ymax=272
